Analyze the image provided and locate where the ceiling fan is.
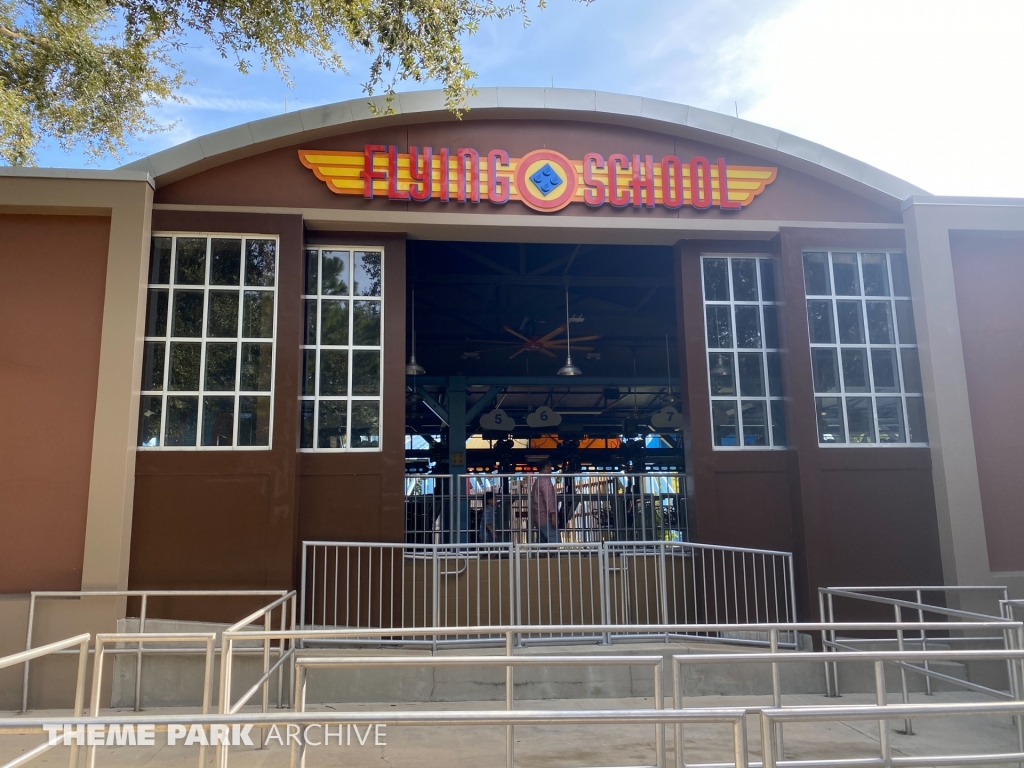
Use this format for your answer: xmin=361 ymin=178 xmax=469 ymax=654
xmin=499 ymin=324 xmax=602 ymax=359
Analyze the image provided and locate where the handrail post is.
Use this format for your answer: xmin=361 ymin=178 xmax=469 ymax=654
xmin=828 ymin=591 xmax=839 ymax=695
xmin=22 ymin=592 xmax=36 ymax=713
xmin=600 ymin=542 xmax=611 ymax=646
xmin=654 ymin=658 xmax=665 ymax=768
xmin=874 ymin=659 xmax=891 ymax=768
xmin=760 ymin=711 xmax=776 ymax=768
xmin=787 ymin=554 xmax=797 ymax=629
xmin=508 ymin=541 xmax=517 ymax=648
xmin=134 ymin=593 xmax=147 ymax=712
xmin=87 ymin=637 xmax=105 ymax=768
xmin=672 ymin=656 xmax=685 ymax=768
xmin=290 ymin=593 xmax=298 ymax=707
xmin=505 ymin=630 xmax=514 ymax=768
xmin=514 ymin=540 xmax=524 ymax=647
xmin=69 ymin=635 xmax=89 ymax=768
xmin=733 ymin=716 xmax=749 ymax=768
xmin=300 ymin=543 xmax=308 ymax=630
xmin=1012 ymin=621 xmax=1024 ymax=768
xmin=658 ymin=542 xmax=669 ymax=643
xmin=290 ymin=664 xmax=306 ymax=768
xmin=262 ymin=610 xmax=271 ymax=748
xmin=432 ymin=545 xmax=440 ymax=652
xmin=217 ymin=633 xmax=234 ymax=768
xmin=199 ymin=635 xmax=214 ymax=768
xmin=917 ymin=589 xmax=932 ymax=696
xmin=819 ymin=589 xmax=833 ymax=697
xmin=770 ymin=627 xmax=784 ymax=761
xmin=894 ymin=604 xmax=912 ymax=735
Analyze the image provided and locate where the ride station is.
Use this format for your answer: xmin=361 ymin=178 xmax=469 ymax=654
xmin=1 ymin=90 xmax=1023 ymax=766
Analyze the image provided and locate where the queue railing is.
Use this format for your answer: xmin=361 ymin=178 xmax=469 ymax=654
xmin=300 ymin=541 xmax=797 ymax=649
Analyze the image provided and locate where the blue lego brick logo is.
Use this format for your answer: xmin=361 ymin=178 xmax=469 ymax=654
xmin=529 ymin=163 xmax=563 ymax=195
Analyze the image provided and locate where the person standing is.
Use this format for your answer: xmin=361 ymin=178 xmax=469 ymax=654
xmin=531 ymin=460 xmax=560 ymax=544
xmin=479 ymin=491 xmax=496 ymax=543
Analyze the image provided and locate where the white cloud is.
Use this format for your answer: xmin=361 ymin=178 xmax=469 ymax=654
xmin=181 ymin=94 xmax=285 ymax=113
xmin=712 ymin=0 xmax=1024 ymax=196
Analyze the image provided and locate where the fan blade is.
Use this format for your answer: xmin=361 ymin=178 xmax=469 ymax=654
xmin=503 ymin=325 xmax=534 ymax=343
xmin=509 ymin=347 xmax=528 ymax=359
xmin=564 ymin=334 xmax=603 ymax=342
xmin=539 ymin=348 xmax=557 ymax=358
xmin=535 ymin=324 xmax=568 ymax=343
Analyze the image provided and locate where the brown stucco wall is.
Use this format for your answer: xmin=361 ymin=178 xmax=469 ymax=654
xmin=777 ymin=228 xmax=944 ymax=616
xmin=950 ymin=230 xmax=1024 ymax=573
xmin=127 ymin=218 xmax=406 ymax=617
xmin=0 ymin=214 xmax=110 ymax=592
xmin=128 ymin=211 xmax=303 ymax=618
xmin=154 ymin=120 xmax=901 ymax=226
xmin=678 ymin=230 xmax=945 ymax=620
xmin=297 ymin=233 xmax=407 ymax=546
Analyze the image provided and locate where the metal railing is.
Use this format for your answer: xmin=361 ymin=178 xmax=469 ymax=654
xmin=1005 ymin=599 xmax=1024 ymax=623
xmin=405 ymin=473 xmax=688 ymax=544
xmin=300 ymin=540 xmax=797 ymax=647
xmin=21 ymin=589 xmax=290 ymax=713
xmin=5 ymin=619 xmax=1024 ymax=768
xmin=290 ymin=648 xmax=669 ymax=768
xmin=87 ymin=633 xmax=216 ymax=768
xmin=216 ymin=620 xmax=1024 ymax=768
xmin=673 ymin=643 xmax=1024 ymax=765
xmin=0 ymin=634 xmax=89 ymax=768
xmin=0 ymin=707 xmax=752 ymax=768
xmin=818 ymin=586 xmax=1020 ymax=711
xmin=760 ymin=700 xmax=1024 ymax=768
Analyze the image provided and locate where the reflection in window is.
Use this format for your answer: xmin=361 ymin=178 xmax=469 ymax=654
xmin=802 ymin=250 xmax=927 ymax=445
xmin=702 ymin=255 xmax=786 ymax=448
xmin=301 ymin=247 xmax=384 ymax=451
xmin=138 ymin=234 xmax=277 ymax=448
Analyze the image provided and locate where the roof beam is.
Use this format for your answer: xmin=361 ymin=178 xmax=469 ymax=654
xmin=415 ymin=275 xmax=666 ymax=288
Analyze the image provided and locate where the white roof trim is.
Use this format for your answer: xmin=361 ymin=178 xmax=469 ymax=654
xmin=121 ymin=87 xmax=925 ymax=205
xmin=0 ymin=166 xmax=154 ymax=188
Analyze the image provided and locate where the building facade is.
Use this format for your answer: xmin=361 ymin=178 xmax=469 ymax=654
xmin=1 ymin=89 xmax=1022 ymax=632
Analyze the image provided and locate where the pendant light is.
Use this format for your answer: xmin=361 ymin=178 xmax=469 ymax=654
xmin=557 ymin=286 xmax=582 ymax=377
xmin=406 ymin=286 xmax=426 ymax=376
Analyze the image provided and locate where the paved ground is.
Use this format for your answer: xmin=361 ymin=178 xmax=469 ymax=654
xmin=0 ymin=692 xmax=1019 ymax=766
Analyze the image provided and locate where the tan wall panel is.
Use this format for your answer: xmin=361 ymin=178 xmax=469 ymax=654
xmin=0 ymin=214 xmax=110 ymax=592
xmin=950 ymin=231 xmax=1024 ymax=572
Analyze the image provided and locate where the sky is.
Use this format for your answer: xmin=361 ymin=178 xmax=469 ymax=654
xmin=33 ymin=0 xmax=1024 ymax=197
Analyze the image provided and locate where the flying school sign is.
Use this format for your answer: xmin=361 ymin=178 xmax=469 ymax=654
xmin=299 ymin=145 xmax=778 ymax=213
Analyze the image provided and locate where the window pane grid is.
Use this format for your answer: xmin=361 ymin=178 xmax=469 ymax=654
xmin=803 ymin=249 xmax=926 ymax=446
xmin=139 ymin=234 xmax=277 ymax=449
xmin=301 ymin=247 xmax=383 ymax=451
xmin=702 ymin=255 xmax=786 ymax=449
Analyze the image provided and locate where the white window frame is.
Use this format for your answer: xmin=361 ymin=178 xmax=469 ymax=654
xmin=803 ymin=248 xmax=927 ymax=447
xmin=300 ymin=245 xmax=385 ymax=452
xmin=139 ymin=232 xmax=279 ymax=450
xmin=701 ymin=254 xmax=787 ymax=450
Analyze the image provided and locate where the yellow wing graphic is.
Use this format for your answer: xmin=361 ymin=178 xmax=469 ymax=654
xmin=299 ymin=150 xmax=367 ymax=195
xmin=298 ymin=149 xmax=778 ymax=206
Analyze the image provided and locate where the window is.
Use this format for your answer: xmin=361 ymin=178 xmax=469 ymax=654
xmin=802 ymin=250 xmax=927 ymax=446
xmin=301 ymin=247 xmax=383 ymax=450
xmin=701 ymin=255 xmax=787 ymax=448
xmin=138 ymin=234 xmax=278 ymax=448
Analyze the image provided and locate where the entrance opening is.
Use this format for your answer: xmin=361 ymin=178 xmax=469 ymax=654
xmin=404 ymin=241 xmax=687 ymax=543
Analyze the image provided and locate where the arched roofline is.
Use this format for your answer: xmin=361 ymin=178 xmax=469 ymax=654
xmin=121 ymin=87 xmax=925 ymax=206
